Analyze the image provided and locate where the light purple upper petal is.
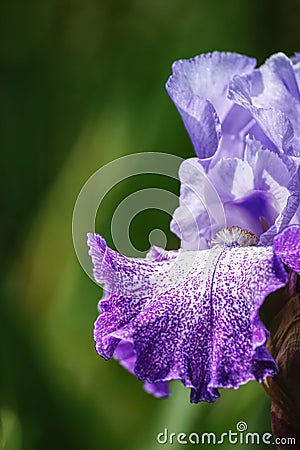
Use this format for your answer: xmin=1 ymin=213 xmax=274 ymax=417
xmin=166 ymin=52 xmax=256 ymax=159
xmin=244 ymin=137 xmax=291 ymax=194
xmin=171 ymin=138 xmax=292 ymax=250
xmin=229 ymin=53 xmax=300 ymax=156
xmin=260 ymin=166 xmax=300 ymax=245
xmin=207 ymin=156 xmax=280 ymax=236
xmin=253 ymin=53 xmax=300 ymax=106
xmin=88 ymin=232 xmax=289 ymax=403
xmin=170 ymin=158 xmax=226 ymax=249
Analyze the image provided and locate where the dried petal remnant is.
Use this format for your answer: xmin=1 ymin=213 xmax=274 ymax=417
xmin=263 ymin=295 xmax=300 ymax=446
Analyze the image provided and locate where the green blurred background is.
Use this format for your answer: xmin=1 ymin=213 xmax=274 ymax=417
xmin=1 ymin=1 xmax=299 ymax=449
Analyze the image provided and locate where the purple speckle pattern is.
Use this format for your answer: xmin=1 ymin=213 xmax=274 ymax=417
xmin=86 ymin=52 xmax=300 ymax=403
xmin=88 ymin=232 xmax=289 ymax=403
xmin=273 ymin=225 xmax=300 ymax=274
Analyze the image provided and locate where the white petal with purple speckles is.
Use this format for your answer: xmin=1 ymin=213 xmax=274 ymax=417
xmin=88 ymin=232 xmax=290 ymax=403
xmin=86 ymin=51 xmax=300 ymax=406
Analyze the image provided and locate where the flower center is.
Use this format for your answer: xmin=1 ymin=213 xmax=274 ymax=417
xmin=211 ymin=226 xmax=258 ymax=248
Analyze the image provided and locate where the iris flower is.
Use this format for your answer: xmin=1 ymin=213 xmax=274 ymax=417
xmin=88 ymin=52 xmax=300 ymax=403
xmin=167 ymin=51 xmax=300 ymax=250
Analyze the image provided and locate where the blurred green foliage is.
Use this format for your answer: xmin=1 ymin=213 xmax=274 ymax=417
xmin=1 ymin=0 xmax=299 ymax=449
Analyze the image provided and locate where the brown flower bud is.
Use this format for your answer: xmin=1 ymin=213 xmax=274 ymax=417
xmin=262 ymin=292 xmax=300 ymax=448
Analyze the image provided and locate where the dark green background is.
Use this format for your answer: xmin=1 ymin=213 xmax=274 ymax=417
xmin=1 ymin=1 xmax=299 ymax=449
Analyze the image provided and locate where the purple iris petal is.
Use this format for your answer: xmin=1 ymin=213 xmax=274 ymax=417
xmin=166 ymin=51 xmax=300 ymax=164
xmin=114 ymin=340 xmax=170 ymax=397
xmin=170 ymin=157 xmax=227 ymax=250
xmin=171 ymin=138 xmax=292 ymax=250
xmin=223 ymin=192 xmax=278 ymax=238
xmin=166 ymin=52 xmax=256 ymax=159
xmin=167 ymin=52 xmax=300 ymax=250
xmin=260 ymin=166 xmax=300 ymax=245
xmin=87 ymin=51 xmax=300 ymax=406
xmin=273 ymin=225 xmax=300 ymax=273
xmin=87 ymin=231 xmax=295 ymax=403
xmin=229 ymin=53 xmax=300 ymax=156
xmin=228 ymin=73 xmax=295 ymax=156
